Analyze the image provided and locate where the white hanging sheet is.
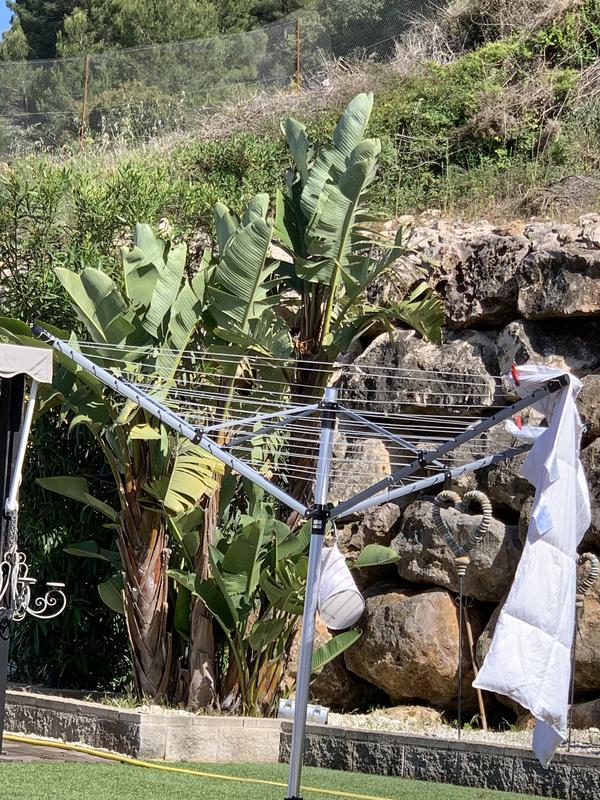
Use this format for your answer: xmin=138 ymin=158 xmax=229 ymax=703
xmin=473 ymin=364 xmax=591 ymax=767
xmin=0 ymin=344 xmax=53 ymax=384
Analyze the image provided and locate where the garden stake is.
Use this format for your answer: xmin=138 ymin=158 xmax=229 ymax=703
xmin=79 ymin=54 xmax=91 ymax=149
xmin=295 ymin=17 xmax=302 ymax=92
xmin=434 ymin=490 xmax=493 ymax=740
xmin=464 ymin=604 xmax=488 ymax=731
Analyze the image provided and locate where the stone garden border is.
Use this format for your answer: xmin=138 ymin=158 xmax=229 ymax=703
xmin=4 ymin=688 xmax=282 ymax=762
xmin=5 ymin=688 xmax=600 ymax=798
xmin=279 ymin=722 xmax=600 ymax=799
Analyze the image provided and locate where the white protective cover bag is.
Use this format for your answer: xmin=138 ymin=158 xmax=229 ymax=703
xmin=474 ymin=364 xmax=591 ymax=767
xmin=318 ymin=544 xmax=365 ymax=630
xmin=0 ymin=344 xmax=53 ymax=384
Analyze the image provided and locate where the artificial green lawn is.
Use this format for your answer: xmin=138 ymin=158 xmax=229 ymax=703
xmin=1 ymin=760 xmax=536 ymax=800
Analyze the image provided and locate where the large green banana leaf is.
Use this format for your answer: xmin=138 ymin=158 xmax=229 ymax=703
xmin=300 ymin=139 xmax=381 ymax=293
xmin=311 ymin=629 xmax=362 ymax=674
xmin=146 ymin=439 xmax=222 ymax=516
xmin=300 ymin=92 xmax=374 ymax=221
xmin=209 ymin=212 xmax=278 ymax=332
xmin=37 ymin=476 xmax=119 ymax=522
xmin=55 ymin=267 xmax=135 ymax=344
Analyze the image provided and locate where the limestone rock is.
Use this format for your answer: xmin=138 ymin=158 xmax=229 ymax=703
xmin=475 ymin=601 xmax=501 ymax=669
xmin=343 ymin=329 xmax=498 ymax=416
xmin=516 ymin=245 xmax=600 ymax=320
xmin=580 ymin=374 xmax=600 ymax=440
xmin=310 ymin=657 xmax=369 ymax=713
xmin=391 ymin=500 xmax=522 ymax=602
xmin=580 ymin=213 xmax=600 ymax=249
xmin=573 ymin=581 xmax=600 ymax=694
xmin=571 ymin=699 xmax=600 ymax=729
xmin=518 ymin=496 xmax=534 ymax=546
xmin=478 ymin=451 xmax=532 ymax=513
xmin=385 ymin=216 xmax=600 ymax=329
xmin=336 ymin=503 xmax=402 ymax=556
xmin=496 ymin=319 xmax=600 ymax=377
xmin=433 ymin=229 xmax=529 ymax=329
xmin=344 ymin=583 xmax=482 ymax=711
xmin=329 ymin=436 xmax=391 ymax=507
xmin=368 ymin=704 xmax=443 ymax=727
xmin=580 ymin=439 xmax=600 ymax=549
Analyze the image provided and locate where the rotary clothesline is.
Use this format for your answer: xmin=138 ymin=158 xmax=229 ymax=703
xmin=67 ymin=342 xmax=528 ymax=489
xmin=32 ymin=329 xmax=575 ymax=799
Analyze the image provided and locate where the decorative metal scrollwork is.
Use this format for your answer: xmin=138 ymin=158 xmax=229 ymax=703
xmin=0 ymin=513 xmax=66 ymax=623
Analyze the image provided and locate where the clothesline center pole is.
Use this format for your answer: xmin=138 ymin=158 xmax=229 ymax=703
xmin=285 ymin=386 xmax=338 ymax=800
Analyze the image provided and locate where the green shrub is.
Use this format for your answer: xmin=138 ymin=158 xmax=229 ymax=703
xmin=9 ymin=414 xmax=130 ymax=690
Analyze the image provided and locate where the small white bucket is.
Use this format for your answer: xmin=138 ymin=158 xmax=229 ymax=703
xmin=318 ymin=544 xmax=365 ymax=630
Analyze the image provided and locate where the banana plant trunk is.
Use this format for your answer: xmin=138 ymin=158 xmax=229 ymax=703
xmin=187 ymin=484 xmax=220 ymax=710
xmin=119 ymin=504 xmax=173 ymax=702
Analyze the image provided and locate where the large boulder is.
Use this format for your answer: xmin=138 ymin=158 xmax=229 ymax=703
xmin=344 ymin=582 xmax=482 ymax=712
xmin=579 ymin=374 xmax=600 ymax=441
xmin=573 ymin=580 xmax=600 ymax=694
xmin=385 ymin=216 xmax=600 ymax=329
xmin=516 ymin=244 xmax=600 ymax=320
xmin=310 ymin=656 xmax=369 ymax=713
xmin=343 ymin=329 xmax=498 ymax=416
xmin=328 ymin=436 xmax=392 ymax=508
xmin=580 ymin=439 xmax=600 ymax=549
xmin=336 ymin=503 xmax=401 ymax=555
xmin=496 ymin=319 xmax=600 ymax=377
xmin=391 ymin=499 xmax=522 ymax=602
xmin=432 ymin=227 xmax=529 ymax=329
xmin=571 ymin=699 xmax=600 ymax=729
xmin=477 ymin=450 xmax=532 ymax=514
xmin=284 ymin=615 xmax=368 ymax=712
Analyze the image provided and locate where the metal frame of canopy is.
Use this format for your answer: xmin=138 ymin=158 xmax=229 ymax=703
xmin=0 ymin=344 xmax=66 ymax=754
xmin=32 ymin=326 xmax=569 ymax=800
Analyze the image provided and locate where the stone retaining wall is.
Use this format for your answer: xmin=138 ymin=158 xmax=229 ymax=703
xmin=4 ymin=689 xmax=281 ymax=762
xmin=279 ymin=723 xmax=600 ymax=800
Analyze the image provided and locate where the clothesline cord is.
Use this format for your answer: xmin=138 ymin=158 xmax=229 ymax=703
xmin=72 ymin=341 xmax=506 ymax=380
xmin=83 ymin=353 xmax=500 ymax=390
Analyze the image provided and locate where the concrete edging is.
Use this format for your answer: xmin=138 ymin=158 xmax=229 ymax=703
xmin=279 ymin=722 xmax=600 ymax=799
xmin=5 ymin=688 xmax=282 ymax=762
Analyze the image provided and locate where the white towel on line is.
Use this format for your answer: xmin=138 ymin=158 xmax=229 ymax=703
xmin=473 ymin=364 xmax=591 ymax=767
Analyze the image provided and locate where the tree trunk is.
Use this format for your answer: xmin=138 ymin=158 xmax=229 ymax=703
xmin=187 ymin=485 xmax=220 ymax=710
xmin=119 ymin=504 xmax=172 ymax=702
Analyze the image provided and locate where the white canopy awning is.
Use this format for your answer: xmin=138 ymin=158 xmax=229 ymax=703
xmin=0 ymin=344 xmax=53 ymax=384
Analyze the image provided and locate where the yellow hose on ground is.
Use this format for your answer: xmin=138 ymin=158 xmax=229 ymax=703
xmin=3 ymin=733 xmax=393 ymax=800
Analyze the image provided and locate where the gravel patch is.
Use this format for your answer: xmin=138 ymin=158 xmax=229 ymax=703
xmin=328 ymin=712 xmax=600 ymax=755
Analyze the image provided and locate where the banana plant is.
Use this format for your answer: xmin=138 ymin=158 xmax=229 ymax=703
xmin=274 ymin=91 xmax=443 ymax=375
xmin=0 ymin=224 xmax=222 ymax=702
xmin=202 ymin=95 xmax=443 ymax=509
xmin=170 ymin=485 xmax=360 ymax=716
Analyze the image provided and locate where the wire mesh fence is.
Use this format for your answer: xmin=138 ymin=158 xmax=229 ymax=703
xmin=0 ymin=5 xmax=435 ymax=157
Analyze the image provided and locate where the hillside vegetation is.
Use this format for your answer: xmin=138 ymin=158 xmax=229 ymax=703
xmin=2 ymin=0 xmax=600 ymax=323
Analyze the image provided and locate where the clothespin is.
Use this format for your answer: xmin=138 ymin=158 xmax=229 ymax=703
xmin=510 ymin=362 xmax=521 ymax=387
xmin=511 ymin=362 xmax=523 ymax=430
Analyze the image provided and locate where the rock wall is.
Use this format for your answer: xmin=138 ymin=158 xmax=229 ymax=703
xmin=312 ymin=213 xmax=600 ymax=723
